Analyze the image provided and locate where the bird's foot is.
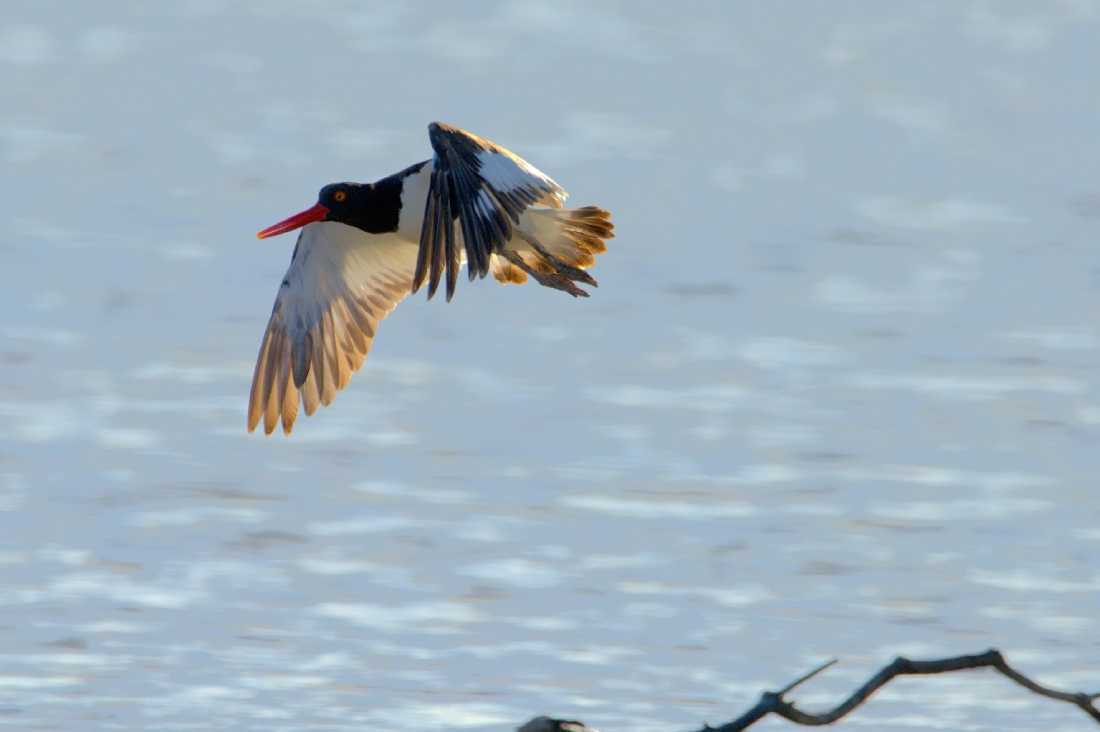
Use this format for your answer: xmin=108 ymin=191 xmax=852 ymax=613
xmin=501 ymin=250 xmax=593 ymax=298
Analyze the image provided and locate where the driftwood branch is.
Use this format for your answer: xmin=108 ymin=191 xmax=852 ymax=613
xmin=519 ymin=649 xmax=1100 ymax=732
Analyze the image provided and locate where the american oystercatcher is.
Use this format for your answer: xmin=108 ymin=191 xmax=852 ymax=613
xmin=248 ymin=122 xmax=615 ymax=435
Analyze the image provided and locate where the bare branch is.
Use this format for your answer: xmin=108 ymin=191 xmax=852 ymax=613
xmin=777 ymin=658 xmax=838 ymax=696
xmin=706 ymin=648 xmax=1100 ymax=730
xmin=519 ymin=648 xmax=1100 ymax=732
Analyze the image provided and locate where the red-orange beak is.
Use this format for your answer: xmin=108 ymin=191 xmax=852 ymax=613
xmin=256 ymin=203 xmax=329 ymax=239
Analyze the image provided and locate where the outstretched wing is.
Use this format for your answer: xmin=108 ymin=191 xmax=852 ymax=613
xmin=415 ymin=121 xmax=568 ymax=301
xmin=248 ymin=222 xmax=418 ymax=435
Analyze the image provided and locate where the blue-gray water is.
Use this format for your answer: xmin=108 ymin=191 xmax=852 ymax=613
xmin=2 ymin=2 xmax=1098 ymax=730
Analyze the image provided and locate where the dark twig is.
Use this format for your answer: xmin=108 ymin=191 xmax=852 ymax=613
xmin=777 ymin=658 xmax=838 ymax=696
xmin=706 ymin=648 xmax=1100 ymax=730
xmin=518 ymin=648 xmax=1100 ymax=732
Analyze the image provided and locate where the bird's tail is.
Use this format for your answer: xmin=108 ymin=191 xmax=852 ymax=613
xmin=489 ymin=206 xmax=615 ymax=297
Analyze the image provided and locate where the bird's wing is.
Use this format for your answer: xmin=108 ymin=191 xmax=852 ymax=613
xmin=248 ymin=222 xmax=417 ymax=435
xmin=415 ymin=121 xmax=568 ymax=301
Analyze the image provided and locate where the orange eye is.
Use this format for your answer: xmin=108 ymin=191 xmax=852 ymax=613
xmin=333 ymin=190 xmax=347 ymax=203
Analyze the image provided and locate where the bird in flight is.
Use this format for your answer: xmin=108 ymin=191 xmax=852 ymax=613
xmin=247 ymin=122 xmax=615 ymax=435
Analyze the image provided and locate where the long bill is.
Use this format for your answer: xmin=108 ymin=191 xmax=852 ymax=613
xmin=256 ymin=203 xmax=329 ymax=239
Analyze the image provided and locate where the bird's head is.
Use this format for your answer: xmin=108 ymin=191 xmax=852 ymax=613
xmin=256 ymin=182 xmax=363 ymax=239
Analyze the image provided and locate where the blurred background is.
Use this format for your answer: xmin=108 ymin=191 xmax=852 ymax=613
xmin=1 ymin=1 xmax=1098 ymax=730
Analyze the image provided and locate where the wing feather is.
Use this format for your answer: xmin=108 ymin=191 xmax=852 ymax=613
xmin=292 ymin=330 xmax=311 ymax=387
xmin=439 ymin=171 xmax=459 ymax=300
xmin=247 ymin=223 xmax=418 ymax=435
xmin=349 ymin=298 xmax=376 ymax=338
xmin=281 ymin=374 xmax=298 ymax=434
xmin=263 ymin=329 xmax=287 ymax=435
xmin=300 ymin=367 xmax=320 ymax=417
xmin=311 ymin=315 xmax=330 ymax=406
xmin=247 ymin=327 xmax=275 ymax=433
xmin=427 ymin=169 xmax=446 ymax=300
xmin=413 ymin=176 xmax=438 ymax=294
xmin=415 ymin=122 xmax=568 ymax=299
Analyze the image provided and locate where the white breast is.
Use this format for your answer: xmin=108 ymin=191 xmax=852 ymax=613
xmin=396 ymin=160 xmax=434 ymax=242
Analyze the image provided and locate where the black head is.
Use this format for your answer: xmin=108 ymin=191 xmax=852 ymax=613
xmin=316 ymin=182 xmax=364 ymax=220
xmin=257 ymin=180 xmax=400 ymax=239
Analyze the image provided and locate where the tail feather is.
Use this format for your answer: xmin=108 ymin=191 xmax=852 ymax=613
xmin=490 ymin=206 xmax=614 ymax=296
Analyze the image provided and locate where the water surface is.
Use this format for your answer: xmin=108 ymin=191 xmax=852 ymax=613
xmin=1 ymin=2 xmax=1098 ymax=730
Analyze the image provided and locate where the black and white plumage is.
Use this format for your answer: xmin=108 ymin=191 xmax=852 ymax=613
xmin=247 ymin=122 xmax=614 ymax=435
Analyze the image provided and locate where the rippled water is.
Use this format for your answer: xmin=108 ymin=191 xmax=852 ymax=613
xmin=2 ymin=2 xmax=1098 ymax=730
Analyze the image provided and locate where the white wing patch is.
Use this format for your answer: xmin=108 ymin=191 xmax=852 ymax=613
xmin=476 ymin=148 xmax=567 ymax=207
xmin=248 ymin=222 xmax=418 ymax=435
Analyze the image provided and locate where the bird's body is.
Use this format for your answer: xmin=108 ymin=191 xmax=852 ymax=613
xmin=247 ymin=122 xmax=614 ymax=435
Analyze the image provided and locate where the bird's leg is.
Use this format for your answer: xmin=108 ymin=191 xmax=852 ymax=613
xmin=513 ymin=229 xmax=599 ymax=288
xmin=501 ymin=250 xmax=590 ymax=298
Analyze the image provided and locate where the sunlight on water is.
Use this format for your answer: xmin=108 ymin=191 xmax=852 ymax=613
xmin=1 ymin=3 xmax=1097 ymax=731
xmin=561 ymin=494 xmax=757 ymax=519
xmin=459 ymin=558 xmax=565 ymax=589
xmin=315 ymin=602 xmax=485 ymax=633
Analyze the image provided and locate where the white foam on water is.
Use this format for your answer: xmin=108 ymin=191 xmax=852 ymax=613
xmin=562 ymin=494 xmax=756 ymax=519
xmin=459 ymin=558 xmax=564 ymax=589
xmin=969 ymin=569 xmax=1100 ymax=593
xmin=0 ymin=675 xmax=81 ymax=689
xmin=308 ymin=515 xmax=437 ymax=536
xmin=314 ymin=601 xmax=484 ymax=633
